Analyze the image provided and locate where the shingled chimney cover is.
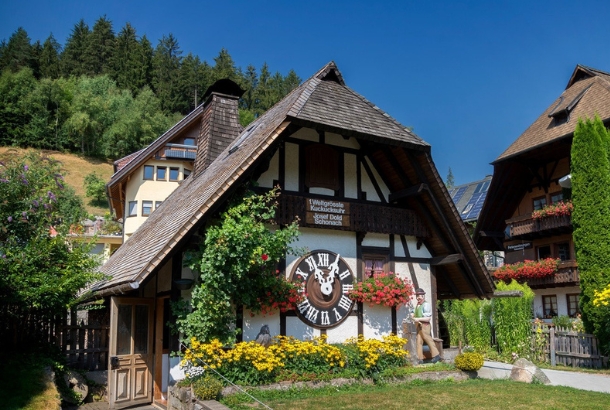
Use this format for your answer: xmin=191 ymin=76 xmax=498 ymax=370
xmin=193 ymin=79 xmax=245 ymax=177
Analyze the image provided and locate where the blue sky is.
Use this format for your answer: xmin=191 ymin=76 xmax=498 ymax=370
xmin=2 ymin=1 xmax=610 ymax=185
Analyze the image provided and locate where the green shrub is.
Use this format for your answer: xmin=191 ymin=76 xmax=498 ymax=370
xmin=454 ymin=352 xmax=484 ymax=371
xmin=192 ymin=374 xmax=223 ymax=401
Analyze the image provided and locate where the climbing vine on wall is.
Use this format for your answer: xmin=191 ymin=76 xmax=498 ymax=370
xmin=173 ymin=187 xmax=301 ymax=345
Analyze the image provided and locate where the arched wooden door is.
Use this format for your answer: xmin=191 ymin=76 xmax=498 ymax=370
xmin=108 ymin=297 xmax=154 ymax=409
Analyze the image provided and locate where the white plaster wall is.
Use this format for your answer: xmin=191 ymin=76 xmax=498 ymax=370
xmin=257 ymin=149 xmax=279 ymax=188
xmin=325 ymin=132 xmax=360 ymax=149
xmin=242 ymin=310 xmax=281 ymax=342
xmin=406 ymin=238 xmax=432 ymax=258
xmin=344 ymin=153 xmax=358 ymax=199
xmin=359 ymin=157 xmax=390 ymax=203
xmin=326 ymin=316 xmax=359 ymax=343
xmin=286 ymin=227 xmax=357 ymax=272
xmin=361 ymin=233 xmax=390 ymax=248
xmin=286 ymin=316 xmax=319 ymax=340
xmin=162 ymin=353 xmax=169 ymax=394
xmin=533 ymin=286 xmax=580 ymax=318
xmin=284 ymin=143 xmax=299 ymax=191
xmin=309 ymin=187 xmax=335 ymax=196
xmin=363 ymin=305 xmax=393 ymax=339
xmin=291 ymin=127 xmax=319 ymax=142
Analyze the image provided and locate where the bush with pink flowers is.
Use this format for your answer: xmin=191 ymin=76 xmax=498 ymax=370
xmin=348 ymin=272 xmax=414 ymax=307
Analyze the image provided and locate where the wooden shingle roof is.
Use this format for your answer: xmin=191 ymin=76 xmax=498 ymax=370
xmin=93 ymin=62 xmax=489 ymax=297
xmin=495 ymin=69 xmax=610 ymax=162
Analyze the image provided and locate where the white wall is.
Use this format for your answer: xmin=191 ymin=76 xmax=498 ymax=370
xmin=533 ymin=286 xmax=580 ymax=318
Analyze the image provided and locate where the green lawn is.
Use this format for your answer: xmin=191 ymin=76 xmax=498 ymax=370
xmin=221 ymin=378 xmax=610 ymax=410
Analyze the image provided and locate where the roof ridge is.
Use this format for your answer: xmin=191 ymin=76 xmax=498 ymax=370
xmin=342 ymin=84 xmax=426 ymax=143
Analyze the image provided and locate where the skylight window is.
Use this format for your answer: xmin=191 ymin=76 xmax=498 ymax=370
xmin=228 ymin=123 xmax=258 ymax=155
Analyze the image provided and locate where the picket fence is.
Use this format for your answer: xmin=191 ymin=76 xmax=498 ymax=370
xmin=532 ymin=323 xmax=608 ymax=369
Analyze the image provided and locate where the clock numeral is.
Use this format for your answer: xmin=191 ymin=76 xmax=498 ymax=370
xmin=321 ymin=310 xmax=330 ymax=326
xmin=333 ymin=307 xmax=343 ymax=322
xmin=305 ymin=256 xmax=317 ymax=272
xmin=342 ymin=284 xmax=353 ymax=294
xmin=297 ymin=299 xmax=311 ymax=315
xmin=305 ymin=306 xmax=319 ymax=323
xmin=317 ymin=252 xmax=330 ymax=267
xmin=339 ymin=269 xmax=351 ymax=280
xmin=337 ymin=295 xmax=352 ymax=311
xmin=296 ymin=267 xmax=309 ymax=281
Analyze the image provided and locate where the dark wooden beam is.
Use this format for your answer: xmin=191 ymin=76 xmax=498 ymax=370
xmin=430 ymin=254 xmax=463 ymax=266
xmin=361 ymin=154 xmax=388 ymax=203
xmin=493 ymin=290 xmax=523 ymax=298
xmin=479 ymin=230 xmax=505 ymax=238
xmin=389 ymin=183 xmax=427 ymax=202
xmin=437 ymin=270 xmax=461 ymax=299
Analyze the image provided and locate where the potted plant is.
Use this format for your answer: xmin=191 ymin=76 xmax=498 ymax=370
xmin=348 ymin=272 xmax=414 ymax=307
xmin=493 ymin=258 xmax=559 ymax=282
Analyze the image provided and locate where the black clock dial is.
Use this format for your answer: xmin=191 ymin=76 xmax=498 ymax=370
xmin=289 ymin=250 xmax=355 ymax=329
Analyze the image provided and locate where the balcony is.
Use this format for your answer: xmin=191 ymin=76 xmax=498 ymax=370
xmin=507 ymin=215 xmax=572 ymax=239
xmin=156 ymin=143 xmax=197 ymax=160
xmin=526 ymin=260 xmax=579 ymax=289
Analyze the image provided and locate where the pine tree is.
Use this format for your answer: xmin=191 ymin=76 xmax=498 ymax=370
xmin=0 ymin=27 xmax=34 ymax=73
xmin=152 ymin=33 xmax=182 ymax=113
xmin=446 ymin=167 xmax=455 ymax=189
xmin=571 ymin=115 xmax=610 ymax=350
xmin=39 ymin=34 xmax=62 ymax=79
xmin=61 ymin=19 xmax=91 ymax=76
xmin=86 ymin=15 xmax=115 ymax=75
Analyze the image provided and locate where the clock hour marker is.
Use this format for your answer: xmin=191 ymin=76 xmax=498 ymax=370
xmin=321 ymin=311 xmax=330 ymax=325
xmin=305 ymin=306 xmax=319 ymax=322
xmin=295 ymin=267 xmax=309 ymax=281
xmin=305 ymin=256 xmax=317 ymax=272
xmin=333 ymin=307 xmax=343 ymax=322
xmin=317 ymin=252 xmax=329 ymax=267
xmin=339 ymin=269 xmax=351 ymax=280
xmin=338 ymin=295 xmax=352 ymax=311
xmin=342 ymin=284 xmax=353 ymax=294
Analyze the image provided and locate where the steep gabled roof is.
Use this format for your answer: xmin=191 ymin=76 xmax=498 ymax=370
xmin=475 ymin=65 xmax=610 ymax=250
xmin=93 ymin=62 xmax=485 ymax=297
xmin=495 ymin=71 xmax=610 ymax=162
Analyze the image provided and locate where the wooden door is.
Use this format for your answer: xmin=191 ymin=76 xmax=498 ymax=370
xmin=108 ymin=297 xmax=155 ymax=409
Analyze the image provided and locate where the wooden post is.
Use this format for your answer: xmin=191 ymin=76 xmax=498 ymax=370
xmin=550 ymin=325 xmax=556 ymax=366
xmin=402 ymin=320 xmax=419 ymax=365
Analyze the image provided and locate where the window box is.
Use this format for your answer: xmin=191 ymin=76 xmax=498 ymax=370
xmin=493 ymin=258 xmax=560 ymax=282
xmin=532 ymin=200 xmax=573 ymax=220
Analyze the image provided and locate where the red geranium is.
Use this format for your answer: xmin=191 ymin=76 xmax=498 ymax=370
xmin=493 ymin=258 xmax=559 ymax=281
xmin=348 ymin=272 xmax=414 ymax=308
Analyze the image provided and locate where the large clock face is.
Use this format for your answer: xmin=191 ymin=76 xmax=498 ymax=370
xmin=289 ymin=250 xmax=355 ymax=329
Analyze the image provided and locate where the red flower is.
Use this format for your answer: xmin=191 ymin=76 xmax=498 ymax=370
xmin=261 ymin=254 xmax=269 ymax=261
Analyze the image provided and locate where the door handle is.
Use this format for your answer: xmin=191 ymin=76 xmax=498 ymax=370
xmin=111 ymin=356 xmax=120 ymax=369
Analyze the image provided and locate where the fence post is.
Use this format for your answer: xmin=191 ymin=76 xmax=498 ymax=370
xmin=550 ymin=325 xmax=556 ymax=366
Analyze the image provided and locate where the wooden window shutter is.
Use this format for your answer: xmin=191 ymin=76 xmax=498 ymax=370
xmin=305 ymin=144 xmax=339 ymax=191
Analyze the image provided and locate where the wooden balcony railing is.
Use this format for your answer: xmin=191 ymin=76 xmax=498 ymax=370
xmin=525 ymin=260 xmax=579 ymax=289
xmin=507 ymin=215 xmax=572 ymax=238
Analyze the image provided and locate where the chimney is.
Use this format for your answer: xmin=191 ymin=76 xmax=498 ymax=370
xmin=193 ymin=79 xmax=245 ymax=177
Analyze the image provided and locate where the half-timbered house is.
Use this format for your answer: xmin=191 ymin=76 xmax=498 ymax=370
xmin=475 ymin=64 xmax=610 ymax=319
xmin=91 ymin=62 xmax=494 ymax=409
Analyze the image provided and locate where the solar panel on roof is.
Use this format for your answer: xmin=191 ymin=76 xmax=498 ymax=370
xmin=464 ymin=191 xmax=487 ymax=220
xmin=451 ymin=186 xmax=468 ymax=204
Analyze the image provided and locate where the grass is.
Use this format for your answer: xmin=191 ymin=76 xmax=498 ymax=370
xmin=0 ymin=147 xmax=115 ymax=216
xmin=221 ymin=378 xmax=610 ymax=410
xmin=0 ymin=353 xmax=61 ymax=410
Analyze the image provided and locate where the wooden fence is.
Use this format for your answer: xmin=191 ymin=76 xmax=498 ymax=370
xmin=532 ymin=323 xmax=608 ymax=369
xmin=56 ymin=323 xmax=109 ymax=371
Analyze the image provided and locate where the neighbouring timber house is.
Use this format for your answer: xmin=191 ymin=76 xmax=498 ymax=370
xmin=474 ymin=64 xmax=610 ymax=320
xmin=91 ymin=62 xmax=494 ymax=409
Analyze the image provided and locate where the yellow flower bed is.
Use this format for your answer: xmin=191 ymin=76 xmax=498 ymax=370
xmin=181 ymin=333 xmax=409 ymax=385
xmin=593 ymin=284 xmax=610 ymax=307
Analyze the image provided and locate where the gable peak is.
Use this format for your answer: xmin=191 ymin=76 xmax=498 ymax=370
xmin=314 ymin=61 xmax=345 ymax=85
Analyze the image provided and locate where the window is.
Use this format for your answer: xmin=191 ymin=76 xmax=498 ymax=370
xmin=533 ymin=196 xmax=547 ymax=211
xmin=542 ymin=295 xmax=558 ymax=318
xmin=142 ymin=200 xmax=153 ymax=216
xmin=363 ymin=254 xmax=387 ymax=278
xmin=183 ymin=137 xmax=196 ymax=146
xmin=169 ymin=167 xmax=179 ymax=181
xmin=128 ymin=201 xmax=138 ymax=217
xmin=156 ymin=166 xmax=167 ymax=181
xmin=143 ymin=165 xmax=154 ymax=180
xmin=155 ymin=201 xmax=163 ymax=210
xmin=537 ymin=245 xmax=551 ymax=260
xmin=550 ymin=192 xmax=563 ymax=204
xmin=557 ymin=243 xmax=570 ymax=261
xmin=567 ymin=294 xmax=580 ymax=318
xmin=183 ymin=169 xmax=191 ymax=179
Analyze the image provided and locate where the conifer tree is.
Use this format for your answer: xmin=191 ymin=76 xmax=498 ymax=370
xmin=86 ymin=16 xmax=115 ymax=75
xmin=152 ymin=33 xmax=182 ymax=113
xmin=61 ymin=19 xmax=91 ymax=76
xmin=0 ymin=27 xmax=34 ymax=73
xmin=571 ymin=115 xmax=610 ymax=350
xmin=39 ymin=34 xmax=62 ymax=79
